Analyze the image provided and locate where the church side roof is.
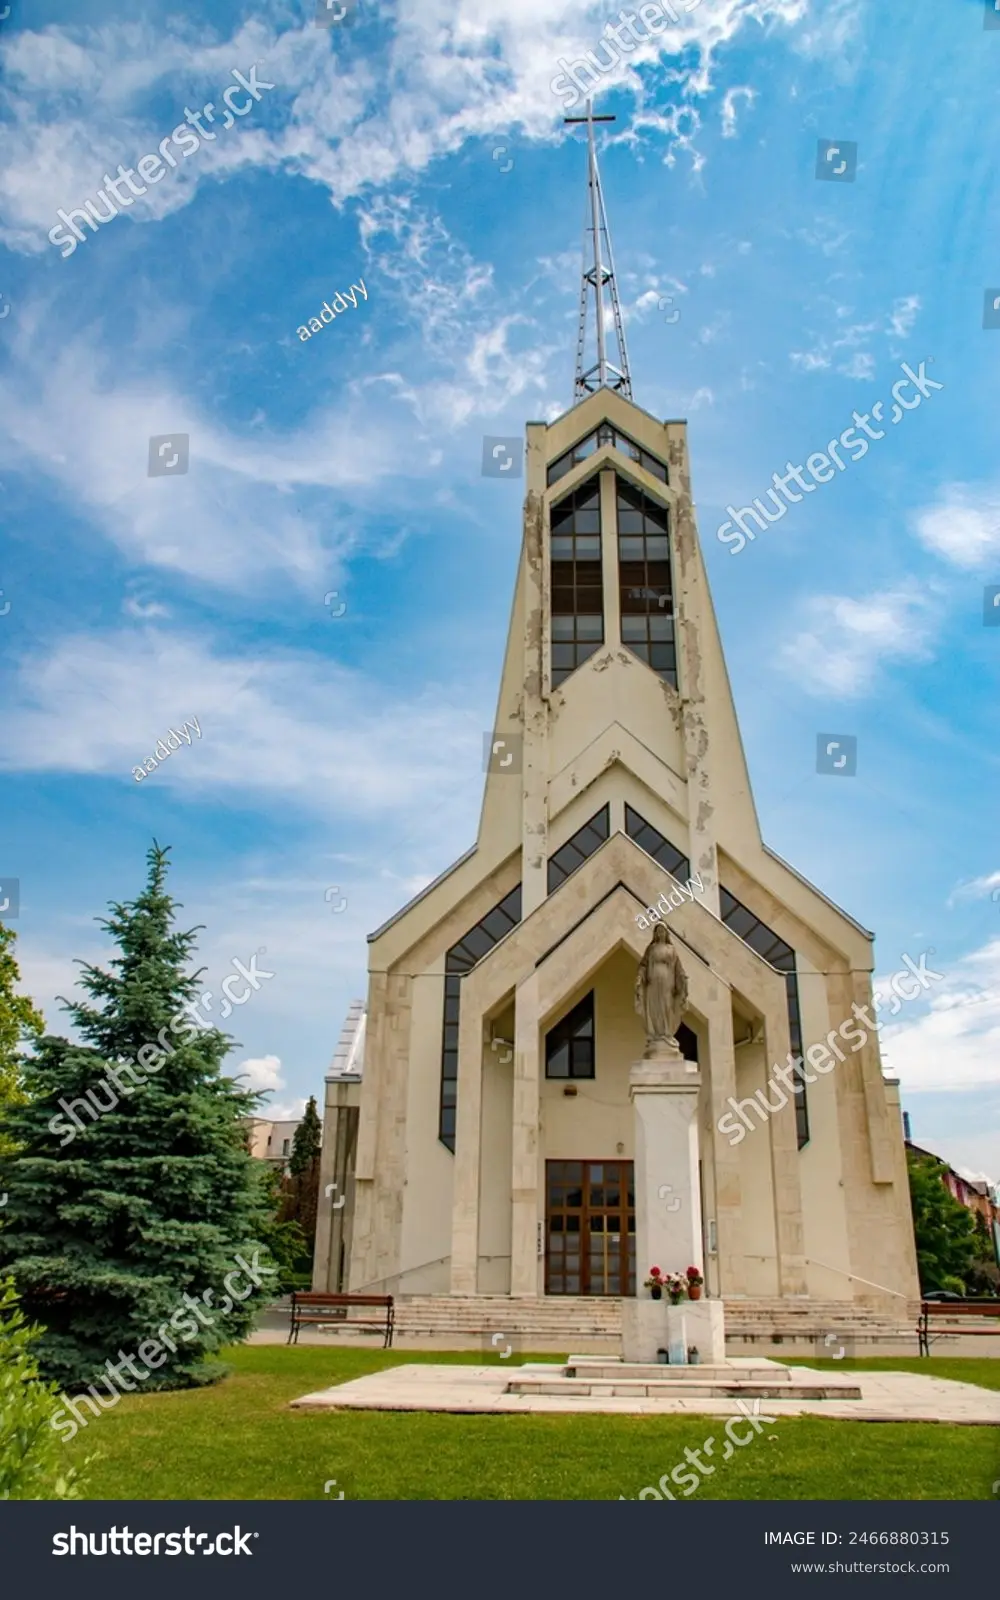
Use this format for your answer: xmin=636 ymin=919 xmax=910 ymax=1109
xmin=327 ymin=998 xmax=367 ymax=1079
xmin=366 ymin=842 xmax=477 ymax=943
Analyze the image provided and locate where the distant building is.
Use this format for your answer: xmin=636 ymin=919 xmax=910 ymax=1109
xmin=905 ymin=1136 xmax=1000 ymax=1267
xmin=313 ymin=1000 xmax=365 ymax=1291
xmin=248 ymin=1117 xmax=303 ymax=1171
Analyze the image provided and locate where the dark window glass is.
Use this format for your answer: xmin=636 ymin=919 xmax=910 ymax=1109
xmin=547 ymin=806 xmax=610 ymax=892
xmin=550 ymin=478 xmax=604 ymax=686
xmin=546 ymin=427 xmax=668 ymax=486
xmin=720 ymin=887 xmax=808 ymax=1148
xmin=616 ymin=478 xmax=676 ymax=688
xmin=545 ymin=992 xmax=596 ymax=1079
xmin=439 ymin=886 xmax=522 ymax=1149
xmin=624 ymin=804 xmax=690 ymax=883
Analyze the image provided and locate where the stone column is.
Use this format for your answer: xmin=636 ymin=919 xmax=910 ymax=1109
xmin=450 ymin=985 xmax=488 ymax=1295
xmin=631 ymin=1050 xmax=704 ymax=1277
xmin=707 ymin=995 xmax=747 ymax=1297
xmin=510 ymin=971 xmax=541 ymax=1297
xmin=622 ymin=1045 xmax=725 ymax=1363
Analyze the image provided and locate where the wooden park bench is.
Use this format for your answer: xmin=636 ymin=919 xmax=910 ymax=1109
xmin=918 ymin=1298 xmax=1000 ymax=1356
xmin=287 ymin=1291 xmax=394 ymax=1349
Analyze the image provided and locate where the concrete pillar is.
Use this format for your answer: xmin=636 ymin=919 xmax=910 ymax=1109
xmin=630 ymin=1051 xmax=704 ymax=1277
xmin=510 ymin=971 xmax=541 ymax=1297
xmin=622 ymin=1046 xmax=719 ymax=1363
xmin=449 ymin=984 xmax=487 ymax=1295
xmin=707 ymin=996 xmax=747 ymax=1297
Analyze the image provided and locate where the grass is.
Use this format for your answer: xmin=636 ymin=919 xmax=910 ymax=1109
xmin=61 ymin=1346 xmax=1000 ymax=1501
xmin=785 ymin=1355 xmax=1000 ymax=1391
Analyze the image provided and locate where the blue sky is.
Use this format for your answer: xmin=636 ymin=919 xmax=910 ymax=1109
xmin=1 ymin=0 xmax=998 ymax=1183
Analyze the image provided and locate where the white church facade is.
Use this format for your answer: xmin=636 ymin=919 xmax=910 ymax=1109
xmin=314 ymin=113 xmax=919 ymax=1329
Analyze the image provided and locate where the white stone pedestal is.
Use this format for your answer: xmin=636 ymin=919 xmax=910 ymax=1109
xmin=623 ymin=1044 xmax=726 ymax=1364
xmin=629 ymin=1049 xmax=703 ymax=1276
xmin=621 ymin=1298 xmax=726 ymax=1364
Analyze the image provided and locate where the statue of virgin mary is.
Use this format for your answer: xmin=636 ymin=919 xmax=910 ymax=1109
xmin=635 ymin=924 xmax=688 ymax=1055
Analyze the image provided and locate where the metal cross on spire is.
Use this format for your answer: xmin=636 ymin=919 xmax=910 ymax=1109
xmin=565 ymin=100 xmax=632 ymax=403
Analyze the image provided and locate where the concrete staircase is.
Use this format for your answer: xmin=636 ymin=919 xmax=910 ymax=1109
xmin=393 ymin=1294 xmax=918 ymax=1351
xmin=395 ymin=1294 xmax=622 ymax=1342
xmin=723 ymin=1297 xmax=919 ymax=1353
xmin=506 ymin=1358 xmax=862 ymax=1401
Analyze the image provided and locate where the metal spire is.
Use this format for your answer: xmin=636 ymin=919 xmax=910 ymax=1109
xmin=565 ymin=99 xmax=632 ymax=403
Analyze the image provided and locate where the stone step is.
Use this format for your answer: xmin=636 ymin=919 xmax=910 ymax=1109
xmin=561 ymin=1362 xmax=794 ymax=1382
xmin=506 ymin=1376 xmax=863 ymax=1400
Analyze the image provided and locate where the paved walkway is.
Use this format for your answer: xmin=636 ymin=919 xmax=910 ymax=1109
xmin=291 ymin=1358 xmax=1000 ymax=1424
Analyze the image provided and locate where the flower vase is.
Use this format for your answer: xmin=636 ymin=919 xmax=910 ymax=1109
xmin=688 ymin=1285 xmax=702 ymax=1301
xmin=650 ymin=1287 xmax=662 ymax=1301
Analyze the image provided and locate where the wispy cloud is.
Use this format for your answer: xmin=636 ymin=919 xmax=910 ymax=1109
xmin=780 ymin=584 xmax=939 ymax=696
xmin=912 ymin=486 xmax=1000 ymax=570
xmin=880 ymin=935 xmax=1000 ymax=1100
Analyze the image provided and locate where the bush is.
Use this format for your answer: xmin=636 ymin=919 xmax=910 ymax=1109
xmin=939 ymin=1275 xmax=967 ymax=1297
xmin=0 ymin=1275 xmax=89 ymax=1500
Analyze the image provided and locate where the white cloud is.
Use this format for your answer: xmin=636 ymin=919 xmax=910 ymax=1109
xmin=261 ymin=1098 xmax=307 ymax=1122
xmin=836 ymin=351 xmax=874 ymax=381
xmin=0 ymin=626 xmax=487 ymax=846
xmin=887 ymin=295 xmax=920 ymax=339
xmin=912 ymin=486 xmax=1000 ymax=570
xmin=234 ymin=1054 xmax=285 ymax=1093
xmin=879 ymin=936 xmax=1000 ymax=1098
xmin=948 ymin=872 xmax=1000 ymax=908
xmin=780 ymin=585 xmax=938 ymax=696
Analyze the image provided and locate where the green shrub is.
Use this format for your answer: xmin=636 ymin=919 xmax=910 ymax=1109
xmin=0 ymin=1274 xmax=89 ymax=1499
xmin=939 ymin=1274 xmax=967 ymax=1298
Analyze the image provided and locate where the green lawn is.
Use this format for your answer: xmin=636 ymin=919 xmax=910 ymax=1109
xmin=60 ymin=1346 xmax=1000 ymax=1501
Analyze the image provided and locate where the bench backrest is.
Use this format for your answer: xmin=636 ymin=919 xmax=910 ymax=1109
xmin=921 ymin=1300 xmax=1000 ymax=1316
xmin=292 ymin=1292 xmax=393 ymax=1308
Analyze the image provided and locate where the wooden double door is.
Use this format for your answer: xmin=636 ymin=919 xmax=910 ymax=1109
xmin=545 ymin=1159 xmax=636 ymax=1296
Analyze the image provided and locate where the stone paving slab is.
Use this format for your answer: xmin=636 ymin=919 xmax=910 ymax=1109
xmin=290 ymin=1360 xmax=1000 ymax=1425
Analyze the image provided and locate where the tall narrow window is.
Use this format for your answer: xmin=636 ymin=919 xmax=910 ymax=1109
xmin=550 ymin=477 xmax=604 ymax=686
xmin=439 ymin=885 xmax=522 ymax=1150
xmin=545 ymin=992 xmax=595 ymax=1079
xmin=719 ymin=887 xmax=808 ymax=1149
xmin=617 ymin=477 xmax=676 ymax=687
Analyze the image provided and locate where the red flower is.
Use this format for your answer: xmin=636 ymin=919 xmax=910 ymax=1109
xmin=650 ymin=1267 xmax=662 ymax=1276
xmin=686 ymin=1266 xmax=699 ymax=1278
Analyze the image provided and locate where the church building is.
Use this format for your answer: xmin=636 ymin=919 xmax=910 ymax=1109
xmin=314 ymin=110 xmax=919 ymax=1334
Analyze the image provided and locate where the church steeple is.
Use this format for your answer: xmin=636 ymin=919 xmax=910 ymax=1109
xmin=566 ymin=100 xmax=632 ymax=403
